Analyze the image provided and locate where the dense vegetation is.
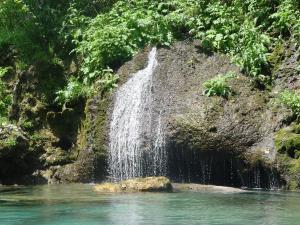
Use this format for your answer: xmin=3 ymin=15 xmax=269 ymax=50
xmin=1 ymin=0 xmax=300 ymax=189
xmin=0 ymin=0 xmax=299 ymax=118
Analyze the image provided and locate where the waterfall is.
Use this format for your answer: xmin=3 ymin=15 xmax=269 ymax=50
xmin=108 ymin=47 xmax=167 ymax=181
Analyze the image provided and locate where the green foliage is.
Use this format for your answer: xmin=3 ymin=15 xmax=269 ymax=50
xmin=0 ymin=67 xmax=9 ymax=77
xmin=186 ymin=1 xmax=272 ymax=81
xmin=55 ymin=68 xmax=118 ymax=105
xmin=0 ymin=0 xmax=43 ymax=63
xmin=270 ymin=0 xmax=300 ymax=38
xmin=279 ymin=90 xmax=300 ymax=118
xmin=94 ymin=68 xmax=119 ymax=93
xmin=73 ymin=0 xmax=280 ymax=91
xmin=20 ymin=120 xmax=34 ymax=131
xmin=77 ymin=1 xmax=175 ymax=74
xmin=232 ymin=20 xmax=271 ymax=80
xmin=3 ymin=137 xmax=17 ymax=148
xmin=60 ymin=3 xmax=90 ymax=50
xmin=58 ymin=0 xmax=300 ymax=103
xmin=55 ymin=77 xmax=91 ymax=105
xmin=0 ymin=0 xmax=91 ymax=64
xmin=0 ymin=67 xmax=12 ymax=123
xmin=203 ymin=72 xmax=235 ymax=97
xmin=1 ymin=0 xmax=300 ymax=106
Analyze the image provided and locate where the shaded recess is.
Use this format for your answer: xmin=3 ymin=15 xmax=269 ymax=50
xmin=167 ymin=145 xmax=281 ymax=189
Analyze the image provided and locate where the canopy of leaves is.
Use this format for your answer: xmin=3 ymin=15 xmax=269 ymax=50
xmin=0 ymin=0 xmax=299 ymax=106
xmin=74 ymin=0 xmax=299 ymax=88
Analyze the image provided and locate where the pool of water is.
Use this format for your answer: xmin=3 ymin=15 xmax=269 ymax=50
xmin=0 ymin=184 xmax=299 ymax=225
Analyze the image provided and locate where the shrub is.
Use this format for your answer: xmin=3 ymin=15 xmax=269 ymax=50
xmin=55 ymin=77 xmax=91 ymax=105
xmin=270 ymin=0 xmax=300 ymax=37
xmin=2 ymin=0 xmax=298 ymax=105
xmin=232 ymin=20 xmax=271 ymax=80
xmin=279 ymin=90 xmax=300 ymax=118
xmin=203 ymin=72 xmax=235 ymax=97
xmin=55 ymin=68 xmax=119 ymax=105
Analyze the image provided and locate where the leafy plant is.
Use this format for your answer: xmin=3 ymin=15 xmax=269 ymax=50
xmin=203 ymin=72 xmax=236 ymax=97
xmin=94 ymin=68 xmax=119 ymax=93
xmin=1 ymin=0 xmax=300 ymax=106
xmin=21 ymin=120 xmax=34 ymax=131
xmin=270 ymin=0 xmax=300 ymax=38
xmin=52 ymin=0 xmax=300 ymax=104
xmin=0 ymin=67 xmax=9 ymax=77
xmin=232 ymin=19 xmax=271 ymax=81
xmin=55 ymin=67 xmax=119 ymax=105
xmin=55 ymin=77 xmax=91 ymax=105
xmin=3 ymin=137 xmax=17 ymax=148
xmin=279 ymin=90 xmax=300 ymax=118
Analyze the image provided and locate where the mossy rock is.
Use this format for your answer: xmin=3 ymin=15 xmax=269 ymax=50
xmin=94 ymin=177 xmax=172 ymax=192
xmin=268 ymin=41 xmax=285 ymax=72
xmin=276 ymin=154 xmax=300 ymax=190
xmin=0 ymin=124 xmax=35 ymax=184
xmin=275 ymin=125 xmax=300 ymax=158
xmin=275 ymin=124 xmax=300 ymax=190
xmin=0 ymin=124 xmax=28 ymax=157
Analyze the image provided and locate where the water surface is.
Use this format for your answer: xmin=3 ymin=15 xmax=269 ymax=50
xmin=0 ymin=184 xmax=299 ymax=225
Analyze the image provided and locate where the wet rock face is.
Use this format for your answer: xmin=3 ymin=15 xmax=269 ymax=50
xmin=155 ymin=42 xmax=284 ymax=188
xmin=114 ymin=41 xmax=288 ymax=188
xmin=154 ymin=42 xmax=271 ymax=153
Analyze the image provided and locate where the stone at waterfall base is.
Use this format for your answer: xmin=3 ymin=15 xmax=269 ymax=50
xmin=172 ymin=183 xmax=246 ymax=193
xmin=94 ymin=177 xmax=172 ymax=192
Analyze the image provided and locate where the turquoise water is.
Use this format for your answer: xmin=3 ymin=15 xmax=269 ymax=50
xmin=0 ymin=184 xmax=300 ymax=225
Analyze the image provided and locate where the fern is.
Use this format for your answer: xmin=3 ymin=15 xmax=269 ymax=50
xmin=203 ymin=72 xmax=236 ymax=97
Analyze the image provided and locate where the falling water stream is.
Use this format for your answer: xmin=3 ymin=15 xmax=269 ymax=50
xmin=108 ymin=48 xmax=166 ymax=181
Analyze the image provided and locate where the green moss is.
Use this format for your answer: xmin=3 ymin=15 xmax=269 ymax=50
xmin=275 ymin=126 xmax=300 ymax=157
xmin=288 ymin=180 xmax=298 ymax=190
xmin=268 ymin=41 xmax=285 ymax=72
xmin=293 ymin=124 xmax=300 ymax=134
xmin=72 ymin=94 xmax=110 ymax=181
xmin=86 ymin=96 xmax=109 ymax=156
xmin=275 ymin=124 xmax=300 ymax=190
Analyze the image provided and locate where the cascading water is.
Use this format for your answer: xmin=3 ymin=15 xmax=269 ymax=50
xmin=108 ymin=47 xmax=167 ymax=181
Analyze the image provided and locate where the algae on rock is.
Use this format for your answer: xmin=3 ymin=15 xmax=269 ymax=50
xmin=275 ymin=124 xmax=300 ymax=190
xmin=94 ymin=177 xmax=172 ymax=192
